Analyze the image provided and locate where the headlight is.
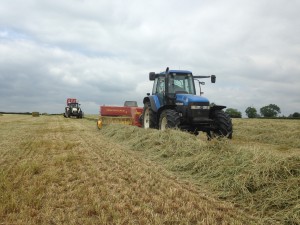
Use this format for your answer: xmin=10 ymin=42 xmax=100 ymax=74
xmin=191 ymin=106 xmax=210 ymax=110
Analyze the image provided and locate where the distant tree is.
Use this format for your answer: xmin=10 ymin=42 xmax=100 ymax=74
xmin=245 ymin=107 xmax=257 ymax=118
xmin=260 ymin=104 xmax=281 ymax=117
xmin=225 ymin=108 xmax=242 ymax=118
xmin=290 ymin=112 xmax=300 ymax=118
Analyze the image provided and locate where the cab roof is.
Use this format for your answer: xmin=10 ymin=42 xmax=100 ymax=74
xmin=159 ymin=70 xmax=192 ymax=75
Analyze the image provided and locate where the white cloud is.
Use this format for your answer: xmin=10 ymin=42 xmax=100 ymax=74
xmin=0 ymin=0 xmax=299 ymax=115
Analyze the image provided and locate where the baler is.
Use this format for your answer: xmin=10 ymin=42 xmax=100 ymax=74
xmin=97 ymin=102 xmax=143 ymax=129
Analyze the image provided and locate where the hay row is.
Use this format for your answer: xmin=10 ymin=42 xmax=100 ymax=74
xmin=99 ymin=121 xmax=300 ymax=225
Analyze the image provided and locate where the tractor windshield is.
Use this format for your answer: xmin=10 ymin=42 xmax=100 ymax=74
xmin=169 ymin=73 xmax=195 ymax=95
xmin=69 ymin=103 xmax=78 ymax=108
xmin=152 ymin=73 xmax=196 ymax=96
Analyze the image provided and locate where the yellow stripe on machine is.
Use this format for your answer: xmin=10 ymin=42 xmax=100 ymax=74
xmin=97 ymin=116 xmax=133 ymax=129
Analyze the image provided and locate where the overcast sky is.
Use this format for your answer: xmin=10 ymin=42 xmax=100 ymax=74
xmin=0 ymin=0 xmax=299 ymax=116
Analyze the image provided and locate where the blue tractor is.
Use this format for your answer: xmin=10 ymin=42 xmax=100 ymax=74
xmin=142 ymin=67 xmax=232 ymax=139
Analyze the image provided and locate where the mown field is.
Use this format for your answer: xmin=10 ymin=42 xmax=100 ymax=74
xmin=0 ymin=115 xmax=299 ymax=224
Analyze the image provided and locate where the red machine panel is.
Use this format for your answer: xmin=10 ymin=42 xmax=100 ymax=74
xmin=131 ymin=107 xmax=143 ymax=127
xmin=100 ymin=105 xmax=143 ymax=127
xmin=100 ymin=106 xmax=132 ymax=116
xmin=67 ymin=98 xmax=77 ymax=104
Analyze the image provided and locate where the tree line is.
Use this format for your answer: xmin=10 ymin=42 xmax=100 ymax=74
xmin=223 ymin=104 xmax=300 ymax=118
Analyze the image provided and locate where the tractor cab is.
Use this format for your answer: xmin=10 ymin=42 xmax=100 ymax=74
xmin=152 ymin=71 xmax=195 ymax=94
xmin=150 ymin=70 xmax=214 ymax=107
xmin=151 ymin=71 xmax=195 ymax=106
xmin=69 ymin=102 xmax=80 ymax=109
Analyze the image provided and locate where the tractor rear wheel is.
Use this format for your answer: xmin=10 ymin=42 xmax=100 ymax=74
xmin=208 ymin=110 xmax=233 ymax=139
xmin=159 ymin=109 xmax=180 ymax=130
xmin=142 ymin=102 xmax=156 ymax=129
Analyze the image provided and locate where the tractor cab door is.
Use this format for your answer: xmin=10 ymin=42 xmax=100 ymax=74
xmin=153 ymin=76 xmax=166 ymax=106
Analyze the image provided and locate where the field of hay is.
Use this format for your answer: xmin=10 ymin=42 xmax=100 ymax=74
xmin=0 ymin=115 xmax=299 ymax=224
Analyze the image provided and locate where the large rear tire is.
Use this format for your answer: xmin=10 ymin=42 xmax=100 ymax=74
xmin=208 ymin=110 xmax=233 ymax=139
xmin=159 ymin=109 xmax=180 ymax=130
xmin=142 ymin=102 xmax=156 ymax=129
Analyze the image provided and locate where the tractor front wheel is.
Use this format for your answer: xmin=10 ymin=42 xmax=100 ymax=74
xmin=208 ymin=110 xmax=233 ymax=139
xmin=142 ymin=102 xmax=156 ymax=129
xmin=159 ymin=109 xmax=180 ymax=130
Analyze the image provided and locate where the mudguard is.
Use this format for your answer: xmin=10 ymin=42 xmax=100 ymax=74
xmin=210 ymin=105 xmax=226 ymax=111
xmin=143 ymin=96 xmax=161 ymax=112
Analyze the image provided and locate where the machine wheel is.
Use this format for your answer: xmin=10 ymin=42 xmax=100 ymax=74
xmin=65 ymin=107 xmax=70 ymax=118
xmin=142 ymin=102 xmax=156 ymax=129
xmin=159 ymin=109 xmax=180 ymax=130
xmin=78 ymin=110 xmax=83 ymax=119
xmin=97 ymin=120 xmax=102 ymax=129
xmin=208 ymin=110 xmax=233 ymax=139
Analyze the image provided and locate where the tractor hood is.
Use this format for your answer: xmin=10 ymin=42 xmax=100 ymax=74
xmin=175 ymin=94 xmax=209 ymax=106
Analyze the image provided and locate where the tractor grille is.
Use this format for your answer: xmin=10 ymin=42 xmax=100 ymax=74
xmin=188 ymin=102 xmax=210 ymax=123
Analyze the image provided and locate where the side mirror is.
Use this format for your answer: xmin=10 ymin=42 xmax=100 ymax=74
xmin=147 ymin=93 xmax=150 ymax=96
xmin=211 ymin=75 xmax=216 ymax=83
xmin=149 ymin=72 xmax=156 ymax=81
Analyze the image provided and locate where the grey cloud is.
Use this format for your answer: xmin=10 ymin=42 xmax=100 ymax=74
xmin=0 ymin=0 xmax=299 ymax=115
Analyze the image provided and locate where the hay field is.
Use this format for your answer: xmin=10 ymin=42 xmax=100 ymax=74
xmin=0 ymin=115 xmax=258 ymax=224
xmin=100 ymin=118 xmax=300 ymax=225
xmin=0 ymin=115 xmax=299 ymax=224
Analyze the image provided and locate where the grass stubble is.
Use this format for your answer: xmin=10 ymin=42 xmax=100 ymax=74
xmin=0 ymin=115 xmax=255 ymax=225
xmin=0 ymin=114 xmax=299 ymax=224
